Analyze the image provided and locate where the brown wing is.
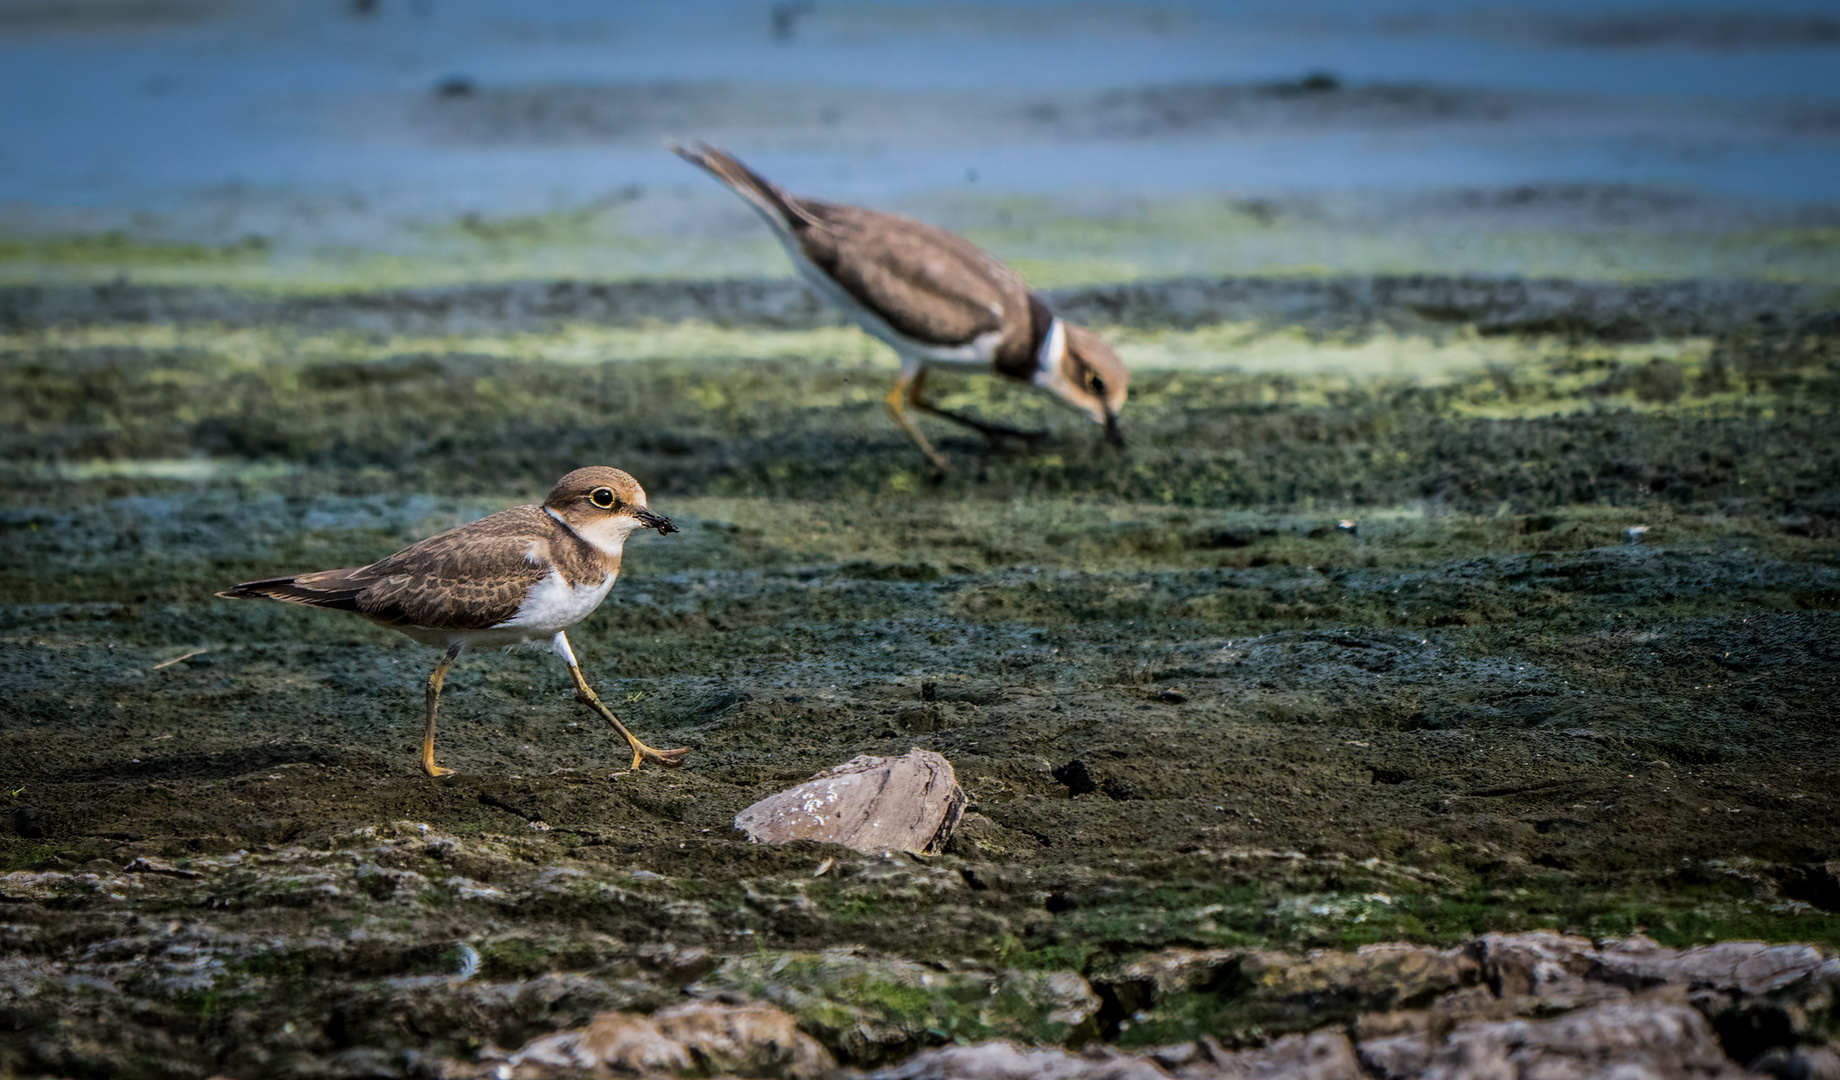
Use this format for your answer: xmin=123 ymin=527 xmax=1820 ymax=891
xmin=799 ymin=203 xmax=1024 ymax=349
xmin=344 ymin=505 xmax=556 ymax=630
xmin=219 ymin=505 xmax=556 ymax=632
xmin=674 ymin=142 xmax=1028 ymax=350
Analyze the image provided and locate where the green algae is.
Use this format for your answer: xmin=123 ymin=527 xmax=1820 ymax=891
xmin=0 ymin=318 xmax=1717 ymax=384
xmin=702 ymin=951 xmax=1099 ymax=1063
xmin=0 ymin=232 xmax=271 ymax=268
xmin=3 ymin=318 xmax=1833 ymax=520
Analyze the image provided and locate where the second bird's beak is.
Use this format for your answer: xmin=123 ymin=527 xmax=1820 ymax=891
xmin=1103 ymin=412 xmax=1126 ymax=450
xmin=635 ymin=507 xmax=679 ymax=536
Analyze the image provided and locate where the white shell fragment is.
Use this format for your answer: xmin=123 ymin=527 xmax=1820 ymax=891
xmin=734 ymin=749 xmax=965 ymax=855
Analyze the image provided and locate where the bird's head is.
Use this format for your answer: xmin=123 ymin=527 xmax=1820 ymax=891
xmin=1037 ymin=320 xmax=1129 ymax=449
xmin=546 ymin=467 xmax=678 ymax=552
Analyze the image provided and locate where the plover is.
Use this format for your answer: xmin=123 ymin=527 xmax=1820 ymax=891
xmin=218 ymin=467 xmax=688 ymax=777
xmin=672 ymin=141 xmax=1128 ymax=468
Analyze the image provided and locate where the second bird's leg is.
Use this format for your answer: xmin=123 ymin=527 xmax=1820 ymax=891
xmin=886 ymin=365 xmax=951 ymax=469
xmin=421 ymin=643 xmax=462 ymax=778
xmin=551 ymin=631 xmax=690 ymax=771
xmin=905 ymin=367 xmax=1049 ymax=450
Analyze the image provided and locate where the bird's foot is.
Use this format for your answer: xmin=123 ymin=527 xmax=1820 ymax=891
xmin=627 ymin=743 xmax=692 ymax=771
xmin=422 ymin=762 xmax=456 ymax=779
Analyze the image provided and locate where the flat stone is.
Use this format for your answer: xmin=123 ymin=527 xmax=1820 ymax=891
xmin=876 ymin=1031 xmax=1366 ymax=1080
xmin=1594 ymin=935 xmax=1834 ymax=997
xmin=868 ymin=1041 xmax=1171 ymax=1080
xmin=1154 ymin=1030 xmax=1365 ymax=1079
xmin=477 ymin=1002 xmax=834 ymax=1080
xmin=734 ymin=749 xmax=965 ymax=856
xmin=1421 ymin=997 xmax=1751 ymax=1080
xmin=1472 ymin=931 xmax=1628 ymax=1009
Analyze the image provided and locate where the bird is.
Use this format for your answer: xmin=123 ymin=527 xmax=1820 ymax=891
xmin=671 ymin=141 xmax=1129 ymax=469
xmin=217 ymin=467 xmax=688 ymax=778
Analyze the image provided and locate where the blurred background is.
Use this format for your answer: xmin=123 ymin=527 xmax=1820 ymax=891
xmin=3 ymin=0 xmax=1837 ymax=289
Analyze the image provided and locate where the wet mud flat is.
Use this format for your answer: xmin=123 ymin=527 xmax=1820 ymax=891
xmin=1 ymin=277 xmax=1838 ymax=1077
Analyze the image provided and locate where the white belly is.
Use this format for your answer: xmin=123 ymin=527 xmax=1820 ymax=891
xmin=420 ymin=570 xmax=614 ymax=651
xmin=503 ymin=567 xmax=617 ymax=635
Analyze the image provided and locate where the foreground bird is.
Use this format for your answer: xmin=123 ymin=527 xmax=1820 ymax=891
xmin=672 ymin=141 xmax=1129 ymax=468
xmin=218 ymin=467 xmax=687 ymax=777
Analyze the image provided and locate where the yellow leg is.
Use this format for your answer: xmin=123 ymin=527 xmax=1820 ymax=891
xmin=421 ymin=645 xmax=461 ymax=778
xmin=892 ymin=365 xmax=1047 ymax=460
xmin=886 ymin=367 xmax=950 ymax=470
xmin=553 ymin=632 xmax=689 ymax=771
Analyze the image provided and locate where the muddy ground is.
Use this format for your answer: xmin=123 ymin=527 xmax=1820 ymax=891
xmin=1 ymin=279 xmax=1837 ymax=1077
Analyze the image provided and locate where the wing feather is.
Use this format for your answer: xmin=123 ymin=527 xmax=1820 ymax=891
xmin=802 ymin=204 xmax=1020 ymax=347
xmin=348 ymin=507 xmax=553 ymax=630
xmin=219 ymin=505 xmax=556 ymax=632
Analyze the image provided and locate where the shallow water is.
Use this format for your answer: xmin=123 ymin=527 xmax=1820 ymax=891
xmin=3 ymin=0 xmax=1838 ymax=236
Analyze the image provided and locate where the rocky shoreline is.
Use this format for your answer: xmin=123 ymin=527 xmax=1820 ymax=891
xmin=6 ymin=824 xmax=1836 ymax=1077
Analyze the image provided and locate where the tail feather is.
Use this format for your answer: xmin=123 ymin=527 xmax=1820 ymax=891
xmin=669 ymin=140 xmax=820 ymax=231
xmin=217 ymin=568 xmax=370 ymax=612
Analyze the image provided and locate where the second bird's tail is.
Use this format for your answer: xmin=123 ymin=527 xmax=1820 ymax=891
xmin=669 ymin=141 xmax=820 ymax=232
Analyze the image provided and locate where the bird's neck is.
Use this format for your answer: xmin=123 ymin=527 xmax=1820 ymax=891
xmin=1026 ymin=294 xmax=1065 ymax=378
xmin=545 ymin=507 xmax=625 ymax=581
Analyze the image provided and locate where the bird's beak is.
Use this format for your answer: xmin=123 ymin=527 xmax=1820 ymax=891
xmin=1103 ymin=412 xmax=1126 ymax=450
xmin=634 ymin=507 xmax=679 ymax=536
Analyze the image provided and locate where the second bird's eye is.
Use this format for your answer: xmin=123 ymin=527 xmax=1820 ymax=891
xmin=589 ymin=487 xmax=619 ymax=509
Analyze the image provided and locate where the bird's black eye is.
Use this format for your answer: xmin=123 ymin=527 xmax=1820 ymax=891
xmin=1087 ymin=374 xmax=1107 ymax=396
xmin=589 ymin=487 xmax=619 ymax=510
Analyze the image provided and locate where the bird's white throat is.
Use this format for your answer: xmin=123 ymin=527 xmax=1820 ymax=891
xmin=546 ymin=506 xmax=638 ymax=558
